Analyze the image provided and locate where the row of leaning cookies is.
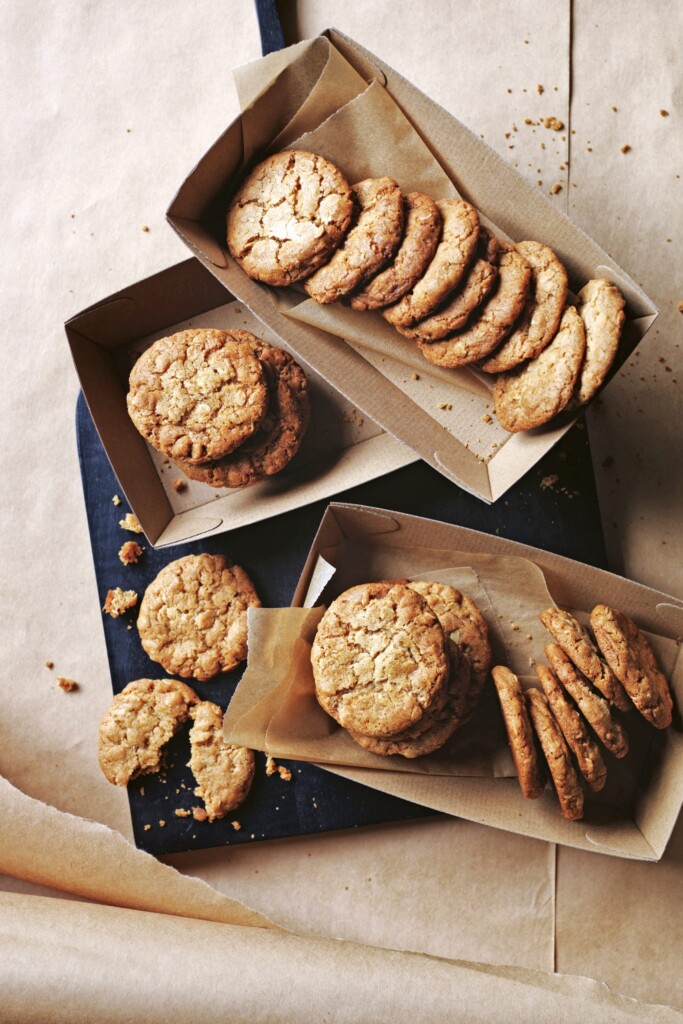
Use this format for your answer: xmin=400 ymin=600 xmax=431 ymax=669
xmin=226 ymin=149 xmax=626 ymax=434
xmin=310 ymin=579 xmax=492 ymax=759
xmin=492 ymin=604 xmax=674 ymax=821
xmin=98 ymin=553 xmax=263 ymax=821
xmin=126 ymin=327 xmax=311 ymax=489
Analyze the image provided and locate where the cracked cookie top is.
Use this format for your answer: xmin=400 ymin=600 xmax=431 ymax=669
xmin=226 ymin=150 xmax=354 ymax=286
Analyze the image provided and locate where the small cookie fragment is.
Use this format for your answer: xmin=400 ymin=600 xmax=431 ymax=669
xmin=526 ymin=688 xmax=584 ymax=820
xmin=590 ymin=605 xmax=673 ymax=728
xmin=540 ymin=608 xmax=631 ymax=710
xmin=574 ymin=279 xmax=625 ymax=405
xmin=545 ymin=643 xmax=628 ymax=758
xmin=188 ymin=701 xmax=255 ymax=821
xmin=45 ymin=660 xmax=54 ymax=670
xmin=103 ymin=588 xmax=138 ymax=618
xmin=57 ymin=677 xmax=78 ymax=692
xmin=534 ymin=662 xmax=606 ymax=791
xmin=119 ymin=513 xmax=143 ymax=534
xmin=175 ymin=808 xmax=191 ymax=818
xmin=119 ymin=541 xmax=143 ymax=565
xmin=491 ymin=666 xmax=544 ymax=799
xmin=172 ymin=478 xmax=187 ymax=493
xmin=112 ymin=495 xmax=122 ymax=506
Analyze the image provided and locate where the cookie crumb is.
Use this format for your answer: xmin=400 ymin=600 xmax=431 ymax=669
xmin=112 ymin=495 xmax=122 ymax=506
xmin=411 ymin=372 xmax=420 ymax=381
xmin=142 ymin=225 xmax=150 ymax=233
xmin=192 ymin=807 xmax=208 ymax=822
xmin=158 ymin=820 xmax=166 ymax=827
xmin=481 ymin=413 xmax=493 ymax=424
xmin=611 ymin=105 xmax=618 ymax=112
xmin=510 ymin=622 xmax=520 ymax=632
xmin=620 ymin=144 xmax=631 ymax=154
xmin=265 ymin=755 xmax=277 ymax=776
xmin=437 ymin=401 xmax=452 ymax=411
xmin=56 ymin=677 xmax=78 ymax=692
xmin=172 ymin=478 xmax=187 ymax=493
xmin=550 ymin=182 xmax=563 ymax=195
xmin=677 ymin=302 xmax=683 ymax=313
xmin=543 ymin=116 xmax=565 ymax=131
xmin=540 ymin=474 xmax=559 ymax=490
xmin=118 ymin=540 xmax=143 ymax=565
xmin=660 ymin=109 xmax=669 ymax=117
xmin=231 ymin=820 xmax=241 ymax=831
xmin=278 ymin=765 xmax=292 ymax=782
xmin=102 ymin=587 xmax=138 ymax=618
xmin=143 ymin=824 xmax=151 ymax=831
xmin=119 ymin=512 xmax=143 ymax=533
xmin=537 ymin=84 xmax=544 ymax=94
xmin=174 ymin=808 xmax=191 ymax=818
xmin=45 ymin=660 xmax=54 ymax=670
xmin=140 ymin=787 xmax=145 ymax=796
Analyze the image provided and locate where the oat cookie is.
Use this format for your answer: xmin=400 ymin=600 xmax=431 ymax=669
xmin=127 ymin=329 xmax=269 ymax=464
xmin=526 ymin=688 xmax=584 ymax=820
xmin=535 ymin=662 xmax=607 ymax=791
xmin=304 ymin=177 xmax=404 ymax=304
xmin=417 ymin=242 xmax=532 ymax=368
xmin=399 ymin=258 xmax=498 ymax=341
xmin=349 ymin=192 xmax=442 ymax=311
xmin=137 ymin=554 xmax=261 ymax=681
xmin=226 ymin=150 xmax=353 ymax=286
xmin=539 ymin=607 xmax=630 ymax=710
xmin=479 ymin=240 xmax=568 ymax=372
xmin=382 ymin=199 xmax=480 ymax=328
xmin=492 ymin=305 xmax=586 ymax=432
xmin=545 ymin=643 xmax=629 ymax=758
xmin=176 ymin=339 xmax=310 ymax=488
xmin=188 ymin=701 xmax=255 ymax=821
xmin=590 ymin=605 xmax=673 ymax=728
xmin=575 ymin=279 xmax=626 ymax=405
xmin=98 ymin=678 xmax=199 ymax=787
xmin=491 ymin=665 xmax=544 ymax=799
xmin=311 ymin=581 xmax=449 ymax=738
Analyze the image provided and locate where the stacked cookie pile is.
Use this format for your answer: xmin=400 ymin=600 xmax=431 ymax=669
xmin=492 ymin=604 xmax=673 ymax=821
xmin=310 ymin=579 xmax=492 ymax=759
xmin=226 ymin=149 xmax=626 ymax=433
xmin=126 ymin=327 xmax=310 ymax=489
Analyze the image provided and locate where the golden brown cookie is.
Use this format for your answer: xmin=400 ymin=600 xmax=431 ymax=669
xmin=417 ymin=242 xmax=532 ymax=368
xmin=479 ymin=240 xmax=568 ymax=372
xmin=534 ymin=663 xmax=607 ymax=792
xmin=590 ymin=605 xmax=673 ymax=728
xmin=348 ymin=192 xmax=442 ymax=311
xmin=545 ymin=643 xmax=629 ymax=758
xmin=492 ymin=305 xmax=586 ymax=432
xmin=491 ymin=665 xmax=544 ymax=799
xmin=575 ymin=279 xmax=626 ymax=405
xmin=398 ymin=258 xmax=498 ymax=341
xmin=127 ymin=329 xmax=269 ymax=464
xmin=137 ymin=554 xmax=261 ymax=681
xmin=539 ymin=607 xmax=631 ymax=710
xmin=175 ymin=340 xmax=310 ymax=488
xmin=311 ymin=581 xmax=450 ymax=738
xmin=226 ymin=150 xmax=353 ymax=286
xmin=98 ymin=678 xmax=199 ymax=786
xmin=382 ymin=199 xmax=480 ymax=328
xmin=304 ymin=177 xmax=404 ymax=304
xmin=526 ymin=688 xmax=584 ymax=820
xmin=188 ymin=701 xmax=256 ymax=821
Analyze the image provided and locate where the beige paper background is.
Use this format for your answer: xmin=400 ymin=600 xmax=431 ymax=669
xmin=1 ymin=0 xmax=681 ymax=1016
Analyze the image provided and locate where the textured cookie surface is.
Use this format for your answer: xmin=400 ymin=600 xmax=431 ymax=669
xmin=137 ymin=554 xmax=261 ymax=681
xmin=383 ymin=199 xmax=480 ymax=327
xmin=304 ymin=177 xmax=404 ymax=304
xmin=226 ymin=150 xmax=353 ymax=286
xmin=479 ymin=240 xmax=568 ymax=372
xmin=188 ymin=702 xmax=255 ymax=821
xmin=540 ymin=607 xmax=631 ymax=710
xmin=418 ymin=243 xmax=532 ymax=368
xmin=176 ymin=338 xmax=310 ymax=489
xmin=349 ymin=192 xmax=442 ymax=311
xmin=545 ymin=643 xmax=628 ymax=758
xmin=127 ymin=329 xmax=269 ymax=464
xmin=535 ymin=662 xmax=607 ymax=792
xmin=575 ymin=279 xmax=626 ymax=405
xmin=591 ymin=605 xmax=673 ymax=728
xmin=98 ymin=678 xmax=199 ymax=786
xmin=399 ymin=258 xmax=498 ymax=341
xmin=491 ymin=665 xmax=544 ymax=799
xmin=492 ymin=305 xmax=586 ymax=432
xmin=526 ymin=688 xmax=584 ymax=820
xmin=311 ymin=581 xmax=449 ymax=738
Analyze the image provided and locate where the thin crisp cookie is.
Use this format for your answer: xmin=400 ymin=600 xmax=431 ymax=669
xmin=526 ymin=688 xmax=584 ymax=821
xmin=539 ymin=607 xmax=631 ymax=711
xmin=226 ymin=150 xmax=353 ymax=286
xmin=491 ymin=665 xmax=544 ymax=799
xmin=188 ymin=702 xmax=256 ymax=821
xmin=590 ymin=605 xmax=673 ymax=728
xmin=574 ymin=279 xmax=626 ymax=405
xmin=545 ymin=643 xmax=628 ymax=758
xmin=535 ymin=662 xmax=607 ymax=792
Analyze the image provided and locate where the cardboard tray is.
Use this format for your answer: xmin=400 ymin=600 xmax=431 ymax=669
xmin=166 ymin=29 xmax=658 ymax=503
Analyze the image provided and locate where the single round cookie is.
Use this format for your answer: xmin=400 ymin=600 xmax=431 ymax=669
xmin=492 ymin=305 xmax=586 ymax=433
xmin=526 ymin=688 xmax=584 ymax=820
xmin=590 ymin=605 xmax=673 ymax=729
xmin=127 ymin=329 xmax=269 ymax=464
xmin=304 ymin=177 xmax=404 ymax=304
xmin=417 ymin=243 xmax=532 ymax=369
xmin=226 ymin=150 xmax=353 ymax=286
xmin=534 ymin=663 xmax=607 ymax=792
xmin=176 ymin=339 xmax=310 ymax=488
xmin=398 ymin=259 xmax=498 ymax=341
xmin=98 ymin=678 xmax=199 ymax=787
xmin=188 ymin=701 xmax=256 ymax=821
xmin=491 ymin=665 xmax=544 ymax=799
xmin=137 ymin=554 xmax=261 ymax=681
xmin=545 ymin=643 xmax=629 ymax=758
xmin=311 ymin=581 xmax=450 ymax=738
xmin=382 ymin=199 xmax=480 ymax=328
xmin=539 ymin=607 xmax=631 ymax=711
xmin=479 ymin=240 xmax=568 ymax=372
xmin=348 ymin=192 xmax=443 ymax=311
xmin=575 ymin=279 xmax=626 ymax=405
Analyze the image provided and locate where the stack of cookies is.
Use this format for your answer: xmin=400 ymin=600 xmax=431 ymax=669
xmin=126 ymin=327 xmax=310 ymax=489
xmin=310 ymin=579 xmax=492 ymax=759
xmin=226 ymin=149 xmax=626 ymax=434
xmin=492 ymin=604 xmax=673 ymax=820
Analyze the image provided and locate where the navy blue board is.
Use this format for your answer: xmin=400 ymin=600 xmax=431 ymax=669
xmin=77 ymin=392 xmax=606 ymax=855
